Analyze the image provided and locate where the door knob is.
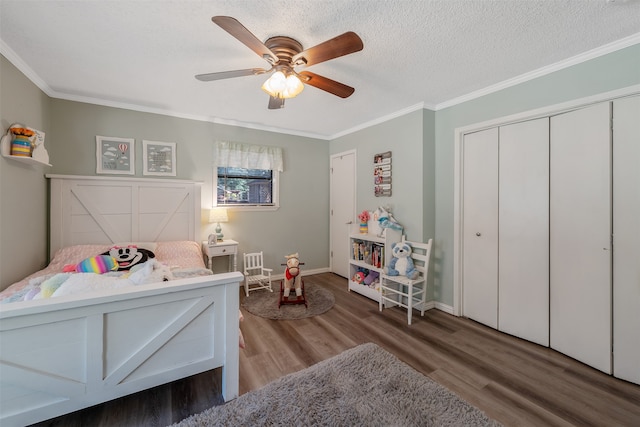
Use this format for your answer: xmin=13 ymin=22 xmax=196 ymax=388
xmin=476 ymin=232 xmax=481 ymax=236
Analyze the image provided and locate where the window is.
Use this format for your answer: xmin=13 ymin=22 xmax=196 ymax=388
xmin=217 ymin=167 xmax=275 ymax=205
xmin=214 ymin=141 xmax=283 ymax=210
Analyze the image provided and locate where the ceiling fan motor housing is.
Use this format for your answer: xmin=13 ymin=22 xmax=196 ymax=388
xmin=264 ymin=36 xmax=305 ymax=69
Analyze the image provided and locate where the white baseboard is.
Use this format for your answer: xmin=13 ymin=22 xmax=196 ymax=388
xmin=421 ymin=300 xmax=455 ymax=316
xmin=294 ymin=270 xmax=458 ymax=316
xmin=433 ymin=301 xmax=455 ymax=315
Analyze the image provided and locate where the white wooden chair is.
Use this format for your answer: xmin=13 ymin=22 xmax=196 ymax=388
xmin=379 ymin=238 xmax=433 ymax=325
xmin=243 ymin=252 xmax=273 ymax=297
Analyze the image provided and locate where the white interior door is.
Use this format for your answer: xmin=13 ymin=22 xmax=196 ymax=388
xmin=462 ymin=128 xmax=499 ymax=329
xmin=498 ymin=118 xmax=550 ymax=346
xmin=330 ymin=151 xmax=356 ymax=278
xmin=550 ymin=102 xmax=612 ymax=374
xmin=613 ymin=95 xmax=640 ymax=384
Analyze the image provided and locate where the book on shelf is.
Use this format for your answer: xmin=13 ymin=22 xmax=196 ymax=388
xmin=352 ymin=239 xmax=385 ymax=268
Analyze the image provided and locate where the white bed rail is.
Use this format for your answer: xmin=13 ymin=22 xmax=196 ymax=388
xmin=0 ymin=271 xmax=242 ymax=427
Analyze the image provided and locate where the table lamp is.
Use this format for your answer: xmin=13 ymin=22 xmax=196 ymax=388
xmin=209 ymin=208 xmax=228 ymax=241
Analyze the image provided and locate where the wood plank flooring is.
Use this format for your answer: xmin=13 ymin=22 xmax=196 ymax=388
xmin=33 ymin=273 xmax=640 ymax=426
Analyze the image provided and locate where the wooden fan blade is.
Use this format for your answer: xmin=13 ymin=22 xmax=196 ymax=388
xmin=268 ymin=96 xmax=285 ymax=109
xmin=291 ymin=32 xmax=363 ymax=67
xmin=212 ymin=16 xmax=279 ymax=64
xmin=298 ymin=71 xmax=355 ymax=98
xmin=195 ymin=68 xmax=269 ymax=81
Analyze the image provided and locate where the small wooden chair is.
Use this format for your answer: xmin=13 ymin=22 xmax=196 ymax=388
xmin=379 ymin=238 xmax=433 ymax=325
xmin=243 ymin=252 xmax=273 ymax=297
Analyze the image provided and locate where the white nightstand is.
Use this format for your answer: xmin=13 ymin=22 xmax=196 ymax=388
xmin=202 ymin=239 xmax=239 ymax=272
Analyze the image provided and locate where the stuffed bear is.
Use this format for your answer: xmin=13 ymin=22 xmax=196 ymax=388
xmin=383 ymin=241 xmax=419 ymax=280
xmin=102 ymin=245 xmax=155 ymax=271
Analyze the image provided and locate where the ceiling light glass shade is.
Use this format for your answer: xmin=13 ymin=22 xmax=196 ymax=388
xmin=262 ymin=72 xmax=304 ymax=99
xmin=284 ymin=74 xmax=304 ymax=97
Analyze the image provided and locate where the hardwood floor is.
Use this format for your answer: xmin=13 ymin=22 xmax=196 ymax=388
xmin=34 ymin=272 xmax=640 ymax=426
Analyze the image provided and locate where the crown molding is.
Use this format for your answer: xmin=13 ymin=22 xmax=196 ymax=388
xmin=1 ymin=40 xmax=53 ymax=96
xmin=3 ymin=33 xmax=639 ymax=140
xmin=434 ymin=32 xmax=640 ymax=111
xmin=329 ymin=102 xmax=426 ymax=139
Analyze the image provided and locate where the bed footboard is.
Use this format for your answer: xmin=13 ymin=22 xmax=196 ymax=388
xmin=0 ymin=272 xmax=242 ymax=427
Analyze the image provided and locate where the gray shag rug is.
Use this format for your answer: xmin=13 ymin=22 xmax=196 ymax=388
xmin=172 ymin=343 xmax=501 ymax=427
xmin=241 ymin=282 xmax=335 ymax=320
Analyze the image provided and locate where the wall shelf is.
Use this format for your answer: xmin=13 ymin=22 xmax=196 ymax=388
xmin=1 ymin=153 xmax=51 ymax=167
xmin=1 ymin=134 xmax=51 ymax=166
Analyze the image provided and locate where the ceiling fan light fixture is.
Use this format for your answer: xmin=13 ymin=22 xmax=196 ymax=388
xmin=262 ymin=71 xmax=304 ymax=99
xmin=285 ymin=74 xmax=304 ymax=97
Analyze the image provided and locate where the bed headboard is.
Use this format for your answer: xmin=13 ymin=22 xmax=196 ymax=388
xmin=47 ymin=175 xmax=202 ymax=256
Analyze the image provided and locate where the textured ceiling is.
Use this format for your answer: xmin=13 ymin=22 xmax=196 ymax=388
xmin=1 ymin=0 xmax=640 ymax=139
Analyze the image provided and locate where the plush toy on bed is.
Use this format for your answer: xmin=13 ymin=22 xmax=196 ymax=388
xmin=101 ymin=245 xmax=155 ymax=271
xmin=383 ymin=241 xmax=419 ymax=280
xmin=62 ymin=255 xmax=119 ymax=273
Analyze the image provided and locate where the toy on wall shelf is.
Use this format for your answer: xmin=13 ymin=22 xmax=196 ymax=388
xmin=1 ymin=123 xmax=50 ymax=165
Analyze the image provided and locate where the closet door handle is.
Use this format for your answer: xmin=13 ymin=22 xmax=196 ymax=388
xmin=476 ymin=232 xmax=481 ymax=237
xmin=346 ymin=221 xmax=353 ymax=224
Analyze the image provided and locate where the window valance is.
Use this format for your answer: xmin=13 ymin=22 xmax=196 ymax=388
xmin=214 ymin=141 xmax=284 ymax=172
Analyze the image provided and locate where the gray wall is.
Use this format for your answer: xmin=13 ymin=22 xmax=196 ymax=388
xmin=47 ymin=99 xmax=329 ymax=275
xmin=422 ymin=109 xmax=436 ymax=300
xmin=330 ymin=108 xmax=436 ymax=297
xmin=331 ymin=109 xmax=427 ymax=241
xmin=0 ymin=55 xmax=50 ymax=289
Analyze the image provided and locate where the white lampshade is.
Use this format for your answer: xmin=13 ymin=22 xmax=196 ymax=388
xmin=209 ymin=208 xmax=228 ymax=224
xmin=262 ymin=72 xmax=304 ymax=99
xmin=209 ymin=208 xmax=228 ymax=241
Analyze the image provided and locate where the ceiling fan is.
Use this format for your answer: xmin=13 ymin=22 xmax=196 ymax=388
xmin=195 ymin=16 xmax=364 ymax=109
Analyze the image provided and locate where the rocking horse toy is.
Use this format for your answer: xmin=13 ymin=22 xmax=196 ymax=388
xmin=279 ymin=252 xmax=307 ymax=308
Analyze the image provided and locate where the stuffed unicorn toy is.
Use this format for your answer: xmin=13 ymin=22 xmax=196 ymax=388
xmin=373 ymin=206 xmax=403 ymax=237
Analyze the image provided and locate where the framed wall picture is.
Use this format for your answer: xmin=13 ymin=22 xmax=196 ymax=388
xmin=374 ymin=151 xmax=392 ymax=196
xmin=96 ymin=136 xmax=135 ymax=175
xmin=143 ymin=140 xmax=176 ymax=176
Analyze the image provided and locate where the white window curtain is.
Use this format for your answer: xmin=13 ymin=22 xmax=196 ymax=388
xmin=215 ymin=141 xmax=284 ymax=172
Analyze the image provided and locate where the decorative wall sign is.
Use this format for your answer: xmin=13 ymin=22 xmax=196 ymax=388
xmin=143 ymin=140 xmax=176 ymax=176
xmin=374 ymin=151 xmax=392 ymax=197
xmin=96 ymin=136 xmax=134 ymax=175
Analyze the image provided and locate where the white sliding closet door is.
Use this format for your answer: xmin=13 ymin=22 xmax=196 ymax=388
xmin=550 ymin=102 xmax=612 ymax=374
xmin=463 ymin=128 xmax=499 ymax=329
xmin=613 ymin=96 xmax=640 ymax=384
xmin=499 ymin=118 xmax=549 ymax=346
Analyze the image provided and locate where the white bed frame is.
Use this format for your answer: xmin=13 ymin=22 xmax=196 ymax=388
xmin=0 ymin=175 xmax=242 ymax=427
